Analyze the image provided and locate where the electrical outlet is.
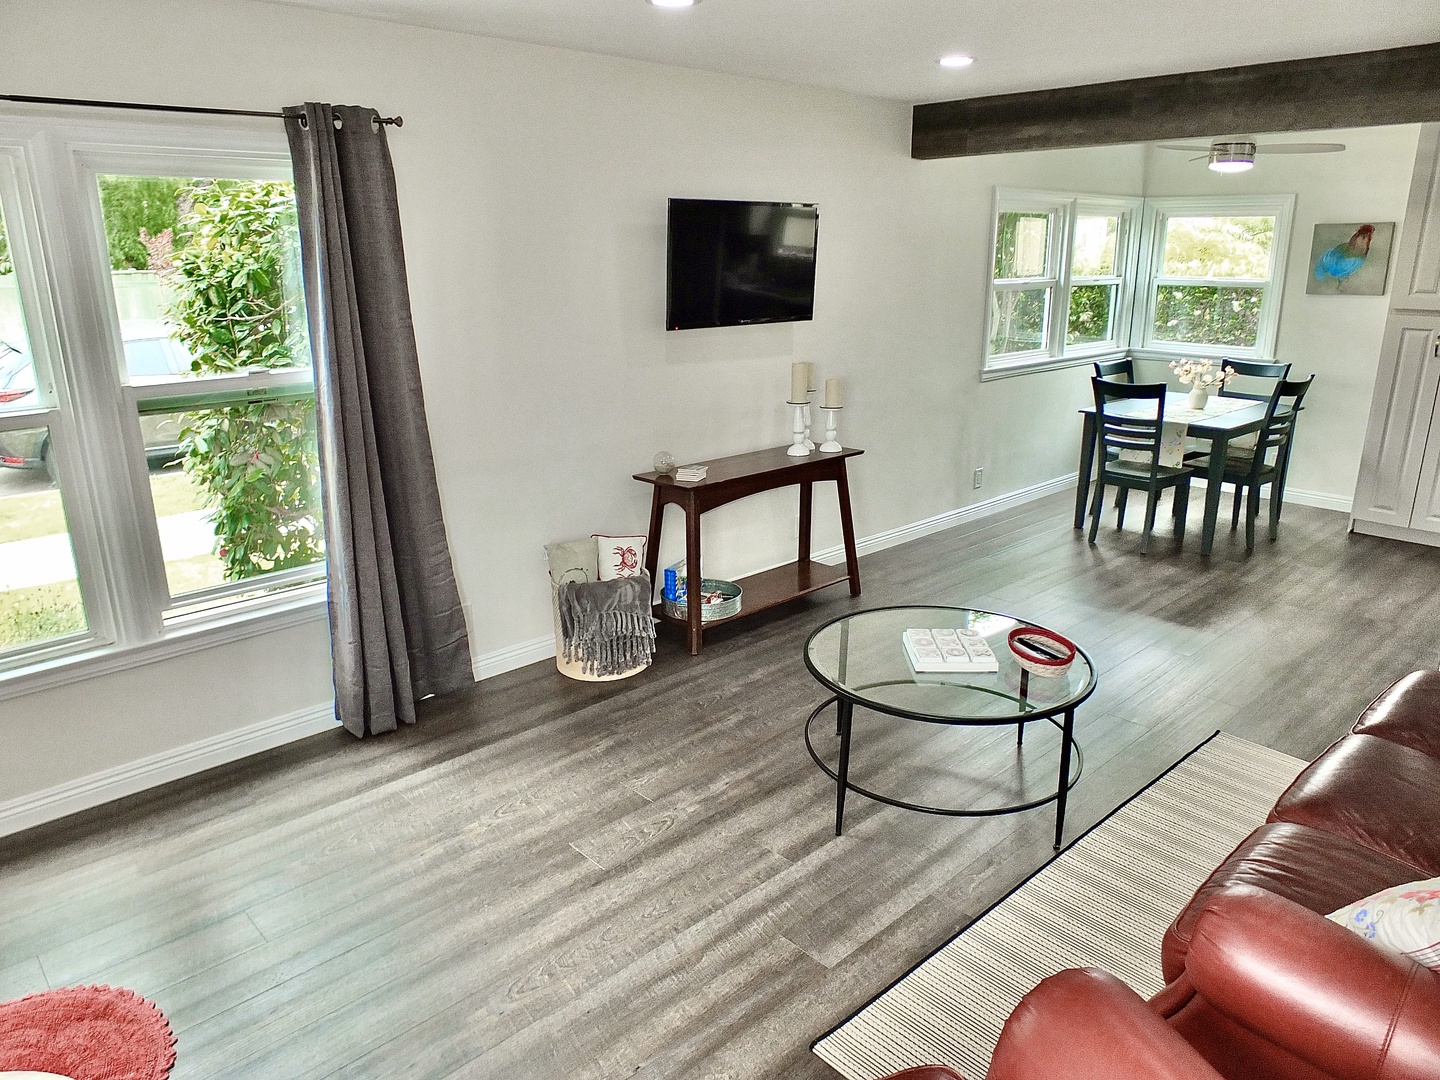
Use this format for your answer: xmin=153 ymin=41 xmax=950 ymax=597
xmin=973 ymin=467 xmax=984 ymax=490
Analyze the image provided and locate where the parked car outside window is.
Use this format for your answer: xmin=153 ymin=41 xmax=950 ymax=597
xmin=0 ymin=329 xmax=194 ymax=474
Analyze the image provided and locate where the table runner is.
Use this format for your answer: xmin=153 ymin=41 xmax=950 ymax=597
xmin=1119 ymin=394 xmax=1258 ymax=467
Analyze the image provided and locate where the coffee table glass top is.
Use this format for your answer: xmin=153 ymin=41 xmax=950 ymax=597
xmin=804 ymin=606 xmax=1095 ymax=723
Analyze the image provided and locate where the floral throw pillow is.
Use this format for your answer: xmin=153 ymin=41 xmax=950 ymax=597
xmin=593 ymin=535 xmax=647 ymax=581
xmin=1327 ymin=876 xmax=1440 ymax=971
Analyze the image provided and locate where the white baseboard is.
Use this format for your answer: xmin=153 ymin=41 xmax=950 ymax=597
xmin=471 ymin=633 xmax=555 ymax=682
xmin=812 ymin=472 xmax=1079 ymax=564
xmin=1188 ymin=477 xmax=1352 ymax=515
xmin=1275 ymin=488 xmax=1352 ymax=514
xmin=0 ymin=703 xmax=340 ymax=839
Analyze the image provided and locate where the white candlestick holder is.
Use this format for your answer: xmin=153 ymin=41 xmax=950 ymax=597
xmin=804 ymin=398 xmax=816 ymax=450
xmin=787 ymin=400 xmax=811 ymax=456
xmin=819 ymin=406 xmax=843 ymax=453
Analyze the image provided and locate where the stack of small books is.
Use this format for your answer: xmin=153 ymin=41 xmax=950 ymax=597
xmin=675 ymin=465 xmax=707 ymax=482
xmin=902 ymin=627 xmax=999 ymax=674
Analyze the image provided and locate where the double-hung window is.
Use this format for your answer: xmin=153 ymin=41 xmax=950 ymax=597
xmin=0 ymin=112 xmax=324 ymax=689
xmin=989 ymin=194 xmax=1064 ymax=362
xmin=1136 ymin=196 xmax=1295 ymax=361
xmin=985 ymin=191 xmax=1141 ymax=377
xmin=982 ymin=189 xmax=1293 ymax=376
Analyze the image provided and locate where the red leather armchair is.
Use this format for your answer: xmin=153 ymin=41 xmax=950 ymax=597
xmin=880 ymin=888 xmax=1440 ymax=1080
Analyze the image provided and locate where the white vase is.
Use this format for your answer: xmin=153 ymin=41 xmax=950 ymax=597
xmin=1187 ymin=385 xmax=1210 ymax=410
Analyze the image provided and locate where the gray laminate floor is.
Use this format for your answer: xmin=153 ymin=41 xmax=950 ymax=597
xmin=2 ymin=491 xmax=1438 ymax=1079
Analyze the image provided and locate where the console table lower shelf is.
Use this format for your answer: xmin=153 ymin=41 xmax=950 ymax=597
xmin=652 ymin=559 xmax=852 ymax=632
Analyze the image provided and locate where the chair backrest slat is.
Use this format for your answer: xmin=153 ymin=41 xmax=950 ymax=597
xmin=1219 ymin=358 xmax=1292 ymax=403
xmin=1094 ymin=358 xmax=1134 ymax=383
xmin=1092 ymin=378 xmax=1168 ymax=471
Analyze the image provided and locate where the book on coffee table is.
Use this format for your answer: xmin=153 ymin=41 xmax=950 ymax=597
xmin=902 ymin=627 xmax=999 ymax=674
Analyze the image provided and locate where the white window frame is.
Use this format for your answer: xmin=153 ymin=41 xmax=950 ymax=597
xmin=1131 ymin=194 xmax=1296 ymax=362
xmin=986 ymin=190 xmax=1066 ymax=370
xmin=982 ymin=189 xmax=1142 ymax=380
xmin=0 ymin=109 xmax=326 ymax=700
xmin=1066 ymin=197 xmax=1139 ymax=355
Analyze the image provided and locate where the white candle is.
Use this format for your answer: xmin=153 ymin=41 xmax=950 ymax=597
xmin=824 ymin=377 xmax=843 ymax=408
xmin=790 ymin=362 xmax=808 ymax=403
xmin=803 ymin=361 xmax=815 ymax=392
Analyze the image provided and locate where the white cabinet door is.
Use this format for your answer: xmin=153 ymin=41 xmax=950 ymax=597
xmin=1394 ymin=124 xmax=1440 ymax=313
xmin=1351 ymin=314 xmax=1440 ymax=529
xmin=1410 ymin=357 xmax=1440 ymax=534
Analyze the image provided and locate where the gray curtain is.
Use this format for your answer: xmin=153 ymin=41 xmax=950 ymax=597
xmin=284 ymin=102 xmax=472 ymax=737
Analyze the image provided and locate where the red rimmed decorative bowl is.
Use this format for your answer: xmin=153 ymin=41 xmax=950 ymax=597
xmin=1007 ymin=626 xmax=1077 ymax=677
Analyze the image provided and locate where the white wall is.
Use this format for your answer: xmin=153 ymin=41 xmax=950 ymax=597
xmin=0 ymin=0 xmax=1146 ymax=818
xmin=1139 ymin=125 xmax=1422 ymax=501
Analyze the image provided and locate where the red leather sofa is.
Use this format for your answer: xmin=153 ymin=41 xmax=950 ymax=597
xmin=877 ymin=672 xmax=1440 ymax=1080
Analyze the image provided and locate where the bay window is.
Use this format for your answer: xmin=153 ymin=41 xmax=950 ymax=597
xmin=0 ymin=112 xmax=323 ymax=691
xmin=983 ymin=189 xmax=1294 ymax=377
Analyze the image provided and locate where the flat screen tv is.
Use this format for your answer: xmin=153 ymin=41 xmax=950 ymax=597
xmin=666 ymin=199 xmax=819 ymax=331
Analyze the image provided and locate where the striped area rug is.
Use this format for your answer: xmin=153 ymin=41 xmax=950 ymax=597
xmin=812 ymin=731 xmax=1306 ymax=1080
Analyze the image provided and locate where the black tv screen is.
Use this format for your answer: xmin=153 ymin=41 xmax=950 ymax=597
xmin=666 ymin=199 xmax=818 ymax=331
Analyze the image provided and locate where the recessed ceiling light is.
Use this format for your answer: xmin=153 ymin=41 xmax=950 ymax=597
xmin=939 ymin=54 xmax=975 ymax=69
xmin=649 ymin=0 xmax=698 ymax=7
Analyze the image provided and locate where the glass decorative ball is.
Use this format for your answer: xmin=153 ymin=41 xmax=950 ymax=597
xmin=653 ymin=451 xmax=677 ymax=474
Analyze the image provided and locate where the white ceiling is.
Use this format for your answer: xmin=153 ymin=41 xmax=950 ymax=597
xmin=262 ymin=0 xmax=1438 ymax=104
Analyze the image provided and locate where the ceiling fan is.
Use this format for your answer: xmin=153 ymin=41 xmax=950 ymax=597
xmin=1155 ymin=138 xmax=1347 ymax=173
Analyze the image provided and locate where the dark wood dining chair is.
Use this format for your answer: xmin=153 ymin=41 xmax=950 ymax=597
xmin=1088 ymin=379 xmax=1194 ymax=554
xmin=1217 ymin=359 xmax=1292 ymax=402
xmin=1093 ymin=358 xmax=1134 ymax=383
xmin=1182 ymin=358 xmax=1294 ymax=467
xmin=1190 ymin=376 xmax=1314 ymax=551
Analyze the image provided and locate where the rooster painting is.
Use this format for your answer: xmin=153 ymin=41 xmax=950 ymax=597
xmin=1315 ymin=224 xmax=1373 ymax=284
xmin=1307 ymin=222 xmax=1394 ymax=296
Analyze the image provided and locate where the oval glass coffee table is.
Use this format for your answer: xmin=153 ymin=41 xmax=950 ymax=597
xmin=803 ymin=605 xmax=1096 ymax=849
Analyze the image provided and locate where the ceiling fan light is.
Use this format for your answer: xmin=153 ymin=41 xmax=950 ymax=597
xmin=1208 ymin=141 xmax=1256 ymax=173
xmin=939 ymin=54 xmax=975 ymax=69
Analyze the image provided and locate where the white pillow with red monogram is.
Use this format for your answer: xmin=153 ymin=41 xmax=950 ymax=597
xmin=593 ymin=535 xmax=647 ymax=581
xmin=1327 ymin=876 xmax=1440 ymax=971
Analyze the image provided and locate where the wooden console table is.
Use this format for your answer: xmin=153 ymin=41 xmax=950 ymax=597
xmin=634 ymin=445 xmax=863 ymax=655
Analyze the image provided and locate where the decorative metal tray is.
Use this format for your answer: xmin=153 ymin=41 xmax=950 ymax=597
xmin=662 ymin=578 xmax=742 ymax=622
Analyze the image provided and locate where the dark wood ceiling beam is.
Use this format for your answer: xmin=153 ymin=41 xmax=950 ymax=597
xmin=912 ymin=42 xmax=1440 ymax=160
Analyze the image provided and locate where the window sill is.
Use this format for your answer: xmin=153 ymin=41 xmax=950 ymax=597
xmin=0 ymin=584 xmax=328 ymax=704
xmin=980 ymin=348 xmax=1127 ymax=382
xmin=1130 ymin=347 xmax=1277 ymax=364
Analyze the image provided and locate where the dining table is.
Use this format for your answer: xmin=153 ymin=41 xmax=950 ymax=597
xmin=1075 ymin=391 xmax=1278 ymax=556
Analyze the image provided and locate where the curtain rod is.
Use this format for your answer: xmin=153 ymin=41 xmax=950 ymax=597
xmin=0 ymin=93 xmax=403 ymax=127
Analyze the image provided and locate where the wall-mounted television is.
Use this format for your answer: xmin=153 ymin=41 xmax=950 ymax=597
xmin=666 ymin=199 xmax=819 ymax=331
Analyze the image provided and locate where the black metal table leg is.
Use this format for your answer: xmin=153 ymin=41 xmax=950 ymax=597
xmin=1017 ymin=668 xmax=1030 ymax=746
xmin=835 ymin=697 xmax=854 ymax=836
xmin=1054 ymin=707 xmax=1075 ymax=849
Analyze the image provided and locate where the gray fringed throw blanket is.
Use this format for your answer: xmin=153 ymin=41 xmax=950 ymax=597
xmin=557 ymin=572 xmax=656 ymax=677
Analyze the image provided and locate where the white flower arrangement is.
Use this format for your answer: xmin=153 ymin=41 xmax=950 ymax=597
xmin=1169 ymin=358 xmax=1237 ymax=390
